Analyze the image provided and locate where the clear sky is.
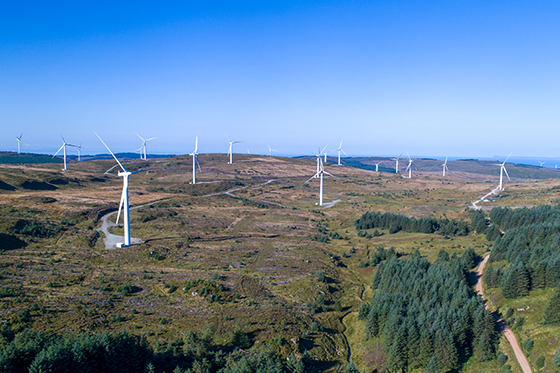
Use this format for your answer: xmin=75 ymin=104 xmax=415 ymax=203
xmin=1 ymin=1 xmax=559 ymax=158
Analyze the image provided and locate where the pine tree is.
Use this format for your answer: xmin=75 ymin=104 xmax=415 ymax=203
xmin=434 ymin=329 xmax=458 ymax=372
xmin=543 ymin=289 xmax=560 ymax=324
xmin=501 ymin=265 xmax=519 ymax=299
xmin=386 ymin=329 xmax=407 ymax=373
xmin=424 ymin=355 xmax=439 ymax=373
xmin=344 ymin=361 xmax=359 ymax=373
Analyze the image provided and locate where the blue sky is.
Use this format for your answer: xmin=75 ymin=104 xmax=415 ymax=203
xmin=1 ymin=1 xmax=560 ymax=158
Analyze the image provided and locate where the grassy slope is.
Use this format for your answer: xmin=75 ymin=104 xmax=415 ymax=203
xmin=1 ymin=154 xmax=560 ymax=371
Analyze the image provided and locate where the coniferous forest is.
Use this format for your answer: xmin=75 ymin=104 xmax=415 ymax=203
xmin=358 ymin=249 xmax=498 ymax=372
xmin=484 ymin=206 xmax=560 ymax=306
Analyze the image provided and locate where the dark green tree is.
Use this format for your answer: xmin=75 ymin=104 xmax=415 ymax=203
xmin=543 ymin=290 xmax=560 ymax=324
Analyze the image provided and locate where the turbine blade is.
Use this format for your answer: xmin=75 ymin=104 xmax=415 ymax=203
xmin=303 ymin=174 xmax=317 ymax=185
xmin=341 ymin=149 xmax=348 ymax=156
xmin=116 ymin=187 xmax=125 ymax=224
xmin=53 ymin=144 xmax=65 ymax=157
xmin=146 ymin=137 xmax=157 ymax=141
xmin=321 ymin=144 xmax=329 ymax=154
xmin=224 ymin=133 xmax=231 ymax=142
xmin=95 ymin=133 xmax=127 ymax=172
xmin=61 ymin=134 xmax=66 ymax=144
xmin=339 ymin=138 xmax=343 ymax=148
xmin=503 ymin=166 xmax=511 ymax=181
xmin=503 ymin=151 xmax=513 ymax=164
xmin=136 ymin=133 xmax=145 ymax=142
xmin=196 ymin=155 xmax=202 ymax=171
xmin=194 ymin=137 xmax=198 ymax=153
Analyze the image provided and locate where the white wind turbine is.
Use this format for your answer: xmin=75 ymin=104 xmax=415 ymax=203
xmin=267 ymin=144 xmax=278 ymax=156
xmin=539 ymin=161 xmax=545 ymax=167
xmin=76 ymin=144 xmax=82 ymax=162
xmin=53 ymin=135 xmax=78 ymax=171
xmin=442 ymin=157 xmax=449 ymax=177
xmin=304 ymin=152 xmax=335 ymax=206
xmin=190 ymin=137 xmax=201 ymax=184
xmin=330 ymin=139 xmax=347 ymax=166
xmin=16 ymin=133 xmax=23 ymax=154
xmin=96 ymin=133 xmax=142 ymax=248
xmin=495 ymin=152 xmax=512 ymax=191
xmin=225 ymin=134 xmax=242 ymax=164
xmin=403 ymin=153 xmax=413 ymax=179
xmin=375 ymin=162 xmax=380 ymax=172
xmin=313 ymin=145 xmax=328 ymax=177
xmin=394 ymin=153 xmax=403 ymax=173
xmin=136 ymin=133 xmax=156 ymax=160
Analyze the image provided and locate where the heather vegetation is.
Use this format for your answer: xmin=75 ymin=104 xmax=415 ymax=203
xmin=2 ymin=155 xmax=560 ymax=372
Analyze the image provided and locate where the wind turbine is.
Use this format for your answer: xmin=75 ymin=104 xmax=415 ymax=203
xmin=16 ymin=133 xmax=23 ymax=154
xmin=539 ymin=161 xmax=545 ymax=167
xmin=267 ymin=144 xmax=278 ymax=156
xmin=330 ymin=139 xmax=347 ymax=166
xmin=313 ymin=145 xmax=328 ymax=177
xmin=394 ymin=153 xmax=403 ymax=173
xmin=53 ymin=135 xmax=78 ymax=171
xmin=135 ymin=133 xmax=156 ymax=160
xmin=403 ymin=153 xmax=413 ymax=179
xmin=442 ymin=157 xmax=449 ymax=177
xmin=190 ymin=137 xmax=201 ymax=184
xmin=76 ymin=144 xmax=82 ymax=162
xmin=495 ymin=152 xmax=512 ymax=191
xmin=375 ymin=163 xmax=380 ymax=172
xmin=225 ymin=134 xmax=242 ymax=164
xmin=304 ymin=154 xmax=335 ymax=206
xmin=96 ymin=133 xmax=141 ymax=248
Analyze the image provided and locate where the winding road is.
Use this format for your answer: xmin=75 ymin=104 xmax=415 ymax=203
xmin=476 ymin=255 xmax=532 ymax=373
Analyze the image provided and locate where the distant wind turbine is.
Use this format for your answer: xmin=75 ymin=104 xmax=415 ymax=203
xmin=96 ymin=133 xmax=143 ymax=248
xmin=442 ymin=157 xmax=449 ymax=177
xmin=495 ymin=152 xmax=512 ymax=191
xmin=16 ymin=133 xmax=23 ymax=154
xmin=313 ymin=145 xmax=328 ymax=178
xmin=136 ymin=133 xmax=156 ymax=160
xmin=330 ymin=139 xmax=347 ymax=166
xmin=394 ymin=153 xmax=403 ymax=173
xmin=190 ymin=137 xmax=201 ymax=184
xmin=267 ymin=144 xmax=278 ymax=156
xmin=402 ymin=153 xmax=413 ymax=179
xmin=304 ymin=153 xmax=336 ymax=206
xmin=77 ymin=144 xmax=82 ymax=162
xmin=375 ymin=162 xmax=379 ymax=172
xmin=53 ymin=135 xmax=78 ymax=171
xmin=539 ymin=161 xmax=545 ymax=167
xmin=225 ymin=134 xmax=242 ymax=164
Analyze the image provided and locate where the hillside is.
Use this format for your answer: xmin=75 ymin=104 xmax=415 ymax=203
xmin=0 ymin=154 xmax=559 ymax=372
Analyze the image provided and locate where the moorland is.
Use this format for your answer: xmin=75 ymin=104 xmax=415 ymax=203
xmin=0 ymin=153 xmax=559 ymax=373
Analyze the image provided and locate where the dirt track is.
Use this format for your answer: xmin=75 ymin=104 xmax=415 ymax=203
xmin=476 ymin=255 xmax=532 ymax=373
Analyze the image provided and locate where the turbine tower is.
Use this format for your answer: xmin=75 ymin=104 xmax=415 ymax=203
xmin=496 ymin=152 xmax=512 ymax=191
xmin=96 ymin=133 xmax=140 ymax=248
xmin=53 ymin=135 xmax=78 ymax=171
xmin=304 ymin=155 xmax=335 ymax=206
xmin=330 ymin=139 xmax=347 ymax=166
xmin=442 ymin=157 xmax=449 ymax=177
xmin=16 ymin=133 xmax=23 ymax=154
xmin=225 ymin=134 xmax=242 ymax=164
xmin=375 ymin=163 xmax=379 ymax=172
xmin=267 ymin=144 xmax=278 ymax=156
xmin=190 ymin=137 xmax=201 ymax=184
xmin=135 ymin=133 xmax=156 ymax=160
xmin=77 ymin=144 xmax=82 ymax=162
xmin=394 ymin=153 xmax=403 ymax=173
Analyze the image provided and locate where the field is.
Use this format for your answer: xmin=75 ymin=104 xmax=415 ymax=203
xmin=1 ymin=154 xmax=559 ymax=372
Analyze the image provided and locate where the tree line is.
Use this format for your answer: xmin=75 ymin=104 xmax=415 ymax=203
xmin=358 ymin=249 xmax=497 ymax=372
xmin=0 ymin=327 xmax=311 ymax=373
xmin=354 ymin=212 xmax=470 ymax=237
